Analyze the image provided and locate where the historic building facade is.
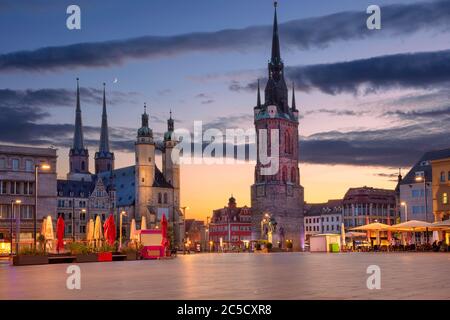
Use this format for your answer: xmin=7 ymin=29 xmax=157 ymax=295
xmin=431 ymin=156 xmax=450 ymax=222
xmin=57 ymin=80 xmax=183 ymax=245
xmin=304 ymin=200 xmax=343 ymax=240
xmin=209 ymin=196 xmax=252 ymax=250
xmin=342 ymin=187 xmax=397 ymax=228
xmin=0 ymin=145 xmax=57 ymax=251
xmin=398 ymin=149 xmax=450 ymax=223
xmin=250 ymin=2 xmax=304 ymax=250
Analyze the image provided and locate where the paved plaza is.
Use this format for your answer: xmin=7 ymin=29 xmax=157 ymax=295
xmin=0 ymin=252 xmax=449 ymax=300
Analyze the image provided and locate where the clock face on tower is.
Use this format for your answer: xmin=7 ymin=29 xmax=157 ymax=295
xmin=267 ymin=105 xmax=277 ymax=118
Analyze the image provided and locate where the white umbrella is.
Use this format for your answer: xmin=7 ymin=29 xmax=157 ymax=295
xmin=130 ymin=218 xmax=137 ymax=241
xmin=94 ymin=215 xmax=103 ymax=246
xmin=141 ymin=215 xmax=147 ymax=231
xmin=44 ymin=216 xmax=54 ymax=252
xmin=45 ymin=216 xmax=54 ymax=240
xmin=432 ymin=231 xmax=440 ymax=242
xmin=341 ymin=223 xmax=346 ymax=248
xmin=40 ymin=218 xmax=47 ymax=239
xmin=86 ymin=218 xmax=95 ymax=245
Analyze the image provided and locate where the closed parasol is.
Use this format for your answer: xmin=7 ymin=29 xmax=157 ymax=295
xmin=130 ymin=218 xmax=137 ymax=241
xmin=103 ymin=215 xmax=116 ymax=246
xmin=86 ymin=218 xmax=95 ymax=245
xmin=141 ymin=215 xmax=147 ymax=231
xmin=161 ymin=214 xmax=169 ymax=249
xmin=45 ymin=216 xmax=54 ymax=241
xmin=94 ymin=215 xmax=103 ymax=246
xmin=56 ymin=216 xmax=65 ymax=252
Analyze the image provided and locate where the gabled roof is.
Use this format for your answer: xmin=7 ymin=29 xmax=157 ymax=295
xmin=98 ymin=165 xmax=135 ymax=207
xmin=97 ymin=164 xmax=173 ymax=207
xmin=57 ymin=179 xmax=95 ymax=198
xmin=400 ymin=148 xmax=450 ymax=185
xmin=153 ymin=167 xmax=173 ymax=188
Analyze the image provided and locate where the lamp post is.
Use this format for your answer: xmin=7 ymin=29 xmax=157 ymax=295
xmin=181 ymin=206 xmax=189 ymax=248
xmin=415 ymin=176 xmax=428 ymax=221
xmin=10 ymin=200 xmax=21 ymax=256
xmin=71 ymin=196 xmax=75 ymax=242
xmin=34 ymin=163 xmax=50 ymax=249
xmin=401 ymin=202 xmax=408 ymax=222
xmin=119 ymin=210 xmax=127 ymax=251
xmin=13 ymin=199 xmax=22 ymax=255
xmin=415 ymin=175 xmax=429 ymax=243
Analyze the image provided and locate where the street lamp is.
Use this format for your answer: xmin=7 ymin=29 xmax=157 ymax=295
xmin=10 ymin=200 xmax=21 ymax=256
xmin=415 ymin=175 xmax=430 ymax=243
xmin=415 ymin=176 xmax=428 ymax=221
xmin=181 ymin=206 xmax=189 ymax=241
xmin=119 ymin=210 xmax=127 ymax=251
xmin=401 ymin=202 xmax=408 ymax=222
xmin=34 ymin=163 xmax=50 ymax=249
xmin=11 ymin=199 xmax=22 ymax=255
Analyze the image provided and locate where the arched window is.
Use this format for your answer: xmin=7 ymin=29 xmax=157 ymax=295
xmin=291 ymin=167 xmax=296 ymax=183
xmin=284 ymin=131 xmax=290 ymax=154
xmin=282 ymin=166 xmax=287 ymax=183
xmin=441 ymin=171 xmax=446 ymax=183
xmin=158 ymin=193 xmax=162 ymax=204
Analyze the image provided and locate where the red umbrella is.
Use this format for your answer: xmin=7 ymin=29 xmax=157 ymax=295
xmin=103 ymin=215 xmax=116 ymax=246
xmin=161 ymin=214 xmax=169 ymax=249
xmin=56 ymin=216 xmax=65 ymax=252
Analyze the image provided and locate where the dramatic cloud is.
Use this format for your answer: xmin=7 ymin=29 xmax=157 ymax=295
xmin=383 ymin=105 xmax=450 ymax=120
xmin=301 ymin=117 xmax=450 ymax=167
xmin=305 ymin=109 xmax=369 ymax=117
xmin=1 ymin=0 xmax=450 ymax=72
xmin=0 ymin=87 xmax=138 ymax=150
xmin=0 ymin=87 xmax=138 ymax=109
xmin=230 ymin=49 xmax=450 ymax=95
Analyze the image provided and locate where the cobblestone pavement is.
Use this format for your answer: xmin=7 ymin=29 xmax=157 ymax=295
xmin=0 ymin=252 xmax=449 ymax=300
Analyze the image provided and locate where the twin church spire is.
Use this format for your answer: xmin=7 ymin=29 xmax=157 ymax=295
xmin=70 ymin=79 xmax=174 ymax=176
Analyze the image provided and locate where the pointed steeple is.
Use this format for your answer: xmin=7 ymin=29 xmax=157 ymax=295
xmin=271 ymin=1 xmax=281 ymax=65
xmin=264 ymin=1 xmax=288 ymax=113
xmin=291 ymin=82 xmax=297 ymax=111
xmin=138 ymin=103 xmax=153 ymax=138
xmin=99 ymin=82 xmax=110 ymax=153
xmin=73 ymin=78 xmax=85 ymax=150
xmin=257 ymin=79 xmax=262 ymax=108
xmin=168 ymin=110 xmax=174 ymax=132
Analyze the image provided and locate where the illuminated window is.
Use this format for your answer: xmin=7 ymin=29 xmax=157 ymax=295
xmin=442 ymin=193 xmax=448 ymax=205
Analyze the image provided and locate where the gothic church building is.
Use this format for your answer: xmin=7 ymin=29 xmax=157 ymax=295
xmin=57 ymin=80 xmax=183 ymax=245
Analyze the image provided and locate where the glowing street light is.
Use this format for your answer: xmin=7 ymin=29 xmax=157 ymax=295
xmin=119 ymin=210 xmax=127 ymax=250
xmin=401 ymin=202 xmax=408 ymax=222
xmin=34 ymin=163 xmax=51 ymax=249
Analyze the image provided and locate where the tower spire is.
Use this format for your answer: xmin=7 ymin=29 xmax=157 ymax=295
xmin=99 ymin=82 xmax=110 ymax=153
xmin=73 ymin=77 xmax=84 ymax=150
xmin=257 ymin=79 xmax=262 ymax=107
xmin=291 ymin=82 xmax=297 ymax=111
xmin=271 ymin=1 xmax=281 ymax=65
xmin=168 ymin=109 xmax=174 ymax=132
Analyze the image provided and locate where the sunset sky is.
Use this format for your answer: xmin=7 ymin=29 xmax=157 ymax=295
xmin=1 ymin=0 xmax=450 ymax=220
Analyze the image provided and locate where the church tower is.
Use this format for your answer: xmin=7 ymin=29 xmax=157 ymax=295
xmin=251 ymin=1 xmax=304 ymax=250
xmin=135 ymin=104 xmax=155 ymax=220
xmin=68 ymin=78 xmax=91 ymax=181
xmin=95 ymin=83 xmax=115 ymax=174
xmin=163 ymin=111 xmax=180 ymax=190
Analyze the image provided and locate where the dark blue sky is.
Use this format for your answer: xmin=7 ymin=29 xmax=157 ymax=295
xmin=1 ymin=0 xmax=450 ymax=209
